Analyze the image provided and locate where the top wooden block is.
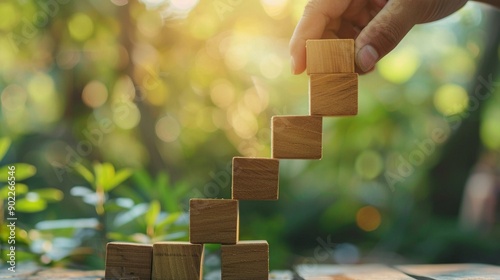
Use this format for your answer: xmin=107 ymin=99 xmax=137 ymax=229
xmin=306 ymin=39 xmax=355 ymax=74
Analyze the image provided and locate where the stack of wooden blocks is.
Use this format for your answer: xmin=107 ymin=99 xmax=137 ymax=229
xmin=104 ymin=39 xmax=358 ymax=280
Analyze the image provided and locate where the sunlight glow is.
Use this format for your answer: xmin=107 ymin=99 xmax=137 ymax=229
xmin=260 ymin=53 xmax=283 ymax=79
xmin=171 ymin=0 xmax=198 ymax=11
xmin=229 ymin=105 xmax=258 ymax=139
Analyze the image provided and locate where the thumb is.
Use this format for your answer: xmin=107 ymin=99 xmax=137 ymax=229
xmin=355 ymin=0 xmax=417 ymax=73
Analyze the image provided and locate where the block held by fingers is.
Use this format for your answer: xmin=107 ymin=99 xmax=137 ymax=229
xmin=306 ymin=39 xmax=355 ymax=74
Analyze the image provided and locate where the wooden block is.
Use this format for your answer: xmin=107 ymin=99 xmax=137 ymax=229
xmin=105 ymin=242 xmax=152 ymax=280
xmin=152 ymin=242 xmax=204 ymax=280
xmin=272 ymin=116 xmax=322 ymax=159
xmin=309 ymin=73 xmax=358 ymax=116
xmin=189 ymin=199 xmax=239 ymax=244
xmin=232 ymin=157 xmax=279 ymax=200
xmin=221 ymin=241 xmax=269 ymax=280
xmin=306 ymin=39 xmax=355 ymax=74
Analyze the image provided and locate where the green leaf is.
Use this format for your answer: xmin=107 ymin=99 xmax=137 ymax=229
xmin=16 ymin=183 xmax=29 ymax=196
xmin=95 ymin=162 xmax=122 ymax=192
xmin=155 ymin=212 xmax=181 ymax=231
xmin=133 ymin=169 xmax=153 ymax=193
xmin=145 ymin=200 xmax=161 ymax=227
xmin=16 ymin=195 xmax=47 ymax=212
xmin=0 ymin=138 xmax=11 ymax=161
xmin=105 ymin=168 xmax=132 ymax=192
xmin=0 ymin=163 xmax=36 ymax=182
xmin=32 ymin=188 xmax=64 ymax=202
xmin=74 ymin=163 xmax=94 ymax=185
xmin=157 ymin=174 xmax=179 ymax=213
xmin=107 ymin=232 xmax=133 ymax=242
xmin=0 ymin=183 xmax=28 ymax=199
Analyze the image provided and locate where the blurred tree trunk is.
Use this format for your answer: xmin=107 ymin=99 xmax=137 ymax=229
xmin=429 ymin=10 xmax=500 ymax=217
xmin=118 ymin=4 xmax=166 ymax=175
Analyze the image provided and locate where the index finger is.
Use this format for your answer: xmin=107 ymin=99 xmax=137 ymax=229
xmin=289 ymin=0 xmax=351 ymax=74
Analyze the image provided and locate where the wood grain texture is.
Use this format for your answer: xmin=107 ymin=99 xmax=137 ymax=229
xmin=309 ymin=73 xmax=358 ymax=116
xmin=272 ymin=116 xmax=322 ymax=159
xmin=151 ymin=242 xmax=204 ymax=280
xmin=232 ymin=157 xmax=279 ymax=200
xmin=306 ymin=39 xmax=355 ymax=74
xmin=221 ymin=241 xmax=269 ymax=280
xmin=105 ymin=242 xmax=152 ymax=280
xmin=189 ymin=199 xmax=239 ymax=244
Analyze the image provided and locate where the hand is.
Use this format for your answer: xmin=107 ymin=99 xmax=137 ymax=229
xmin=290 ymin=0 xmax=468 ymax=74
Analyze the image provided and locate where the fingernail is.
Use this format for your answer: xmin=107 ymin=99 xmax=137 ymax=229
xmin=290 ymin=56 xmax=296 ymax=75
xmin=357 ymin=45 xmax=379 ymax=72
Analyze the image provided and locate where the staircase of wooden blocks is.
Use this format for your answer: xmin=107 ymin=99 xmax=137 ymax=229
xmin=104 ymin=39 xmax=358 ymax=280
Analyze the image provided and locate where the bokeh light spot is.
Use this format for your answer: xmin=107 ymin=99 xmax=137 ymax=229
xmin=433 ymin=84 xmax=468 ymax=116
xmin=210 ymin=79 xmax=235 ymax=108
xmin=112 ymin=102 xmax=141 ymax=130
xmin=229 ymin=106 xmax=258 ymax=139
xmin=244 ymin=88 xmax=267 ymax=114
xmin=0 ymin=3 xmax=19 ymax=30
xmin=171 ymin=0 xmax=199 ymax=11
xmin=224 ymin=44 xmax=248 ymax=70
xmin=137 ymin=11 xmax=162 ymax=38
xmin=68 ymin=13 xmax=94 ymax=41
xmin=261 ymin=0 xmax=288 ymax=19
xmin=111 ymin=0 xmax=128 ymax=6
xmin=27 ymin=73 xmax=55 ymax=102
xmin=1 ymin=84 xmax=28 ymax=111
xmin=196 ymin=108 xmax=217 ymax=133
xmin=156 ymin=115 xmax=181 ymax=143
xmin=82 ymin=81 xmax=108 ymax=108
xmin=481 ymin=107 xmax=500 ymax=150
xmin=356 ymin=206 xmax=381 ymax=232
xmin=260 ymin=53 xmax=283 ymax=79
xmin=378 ymin=47 xmax=420 ymax=84
xmin=190 ymin=14 xmax=217 ymax=40
xmin=333 ymin=243 xmax=360 ymax=264
xmin=355 ymin=150 xmax=383 ymax=180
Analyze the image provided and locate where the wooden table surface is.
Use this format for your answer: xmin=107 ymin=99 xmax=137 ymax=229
xmin=1 ymin=263 xmax=499 ymax=279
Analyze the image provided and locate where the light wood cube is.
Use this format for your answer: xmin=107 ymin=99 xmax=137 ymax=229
xmin=272 ymin=116 xmax=322 ymax=159
xmin=105 ymin=242 xmax=152 ymax=280
xmin=306 ymin=39 xmax=355 ymax=74
xmin=232 ymin=157 xmax=279 ymax=200
xmin=309 ymin=73 xmax=358 ymax=116
xmin=152 ymin=242 xmax=204 ymax=280
xmin=221 ymin=241 xmax=269 ymax=280
xmin=189 ymin=199 xmax=239 ymax=244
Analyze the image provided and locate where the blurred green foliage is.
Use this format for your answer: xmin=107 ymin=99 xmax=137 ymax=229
xmin=0 ymin=0 xmax=499 ymax=273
